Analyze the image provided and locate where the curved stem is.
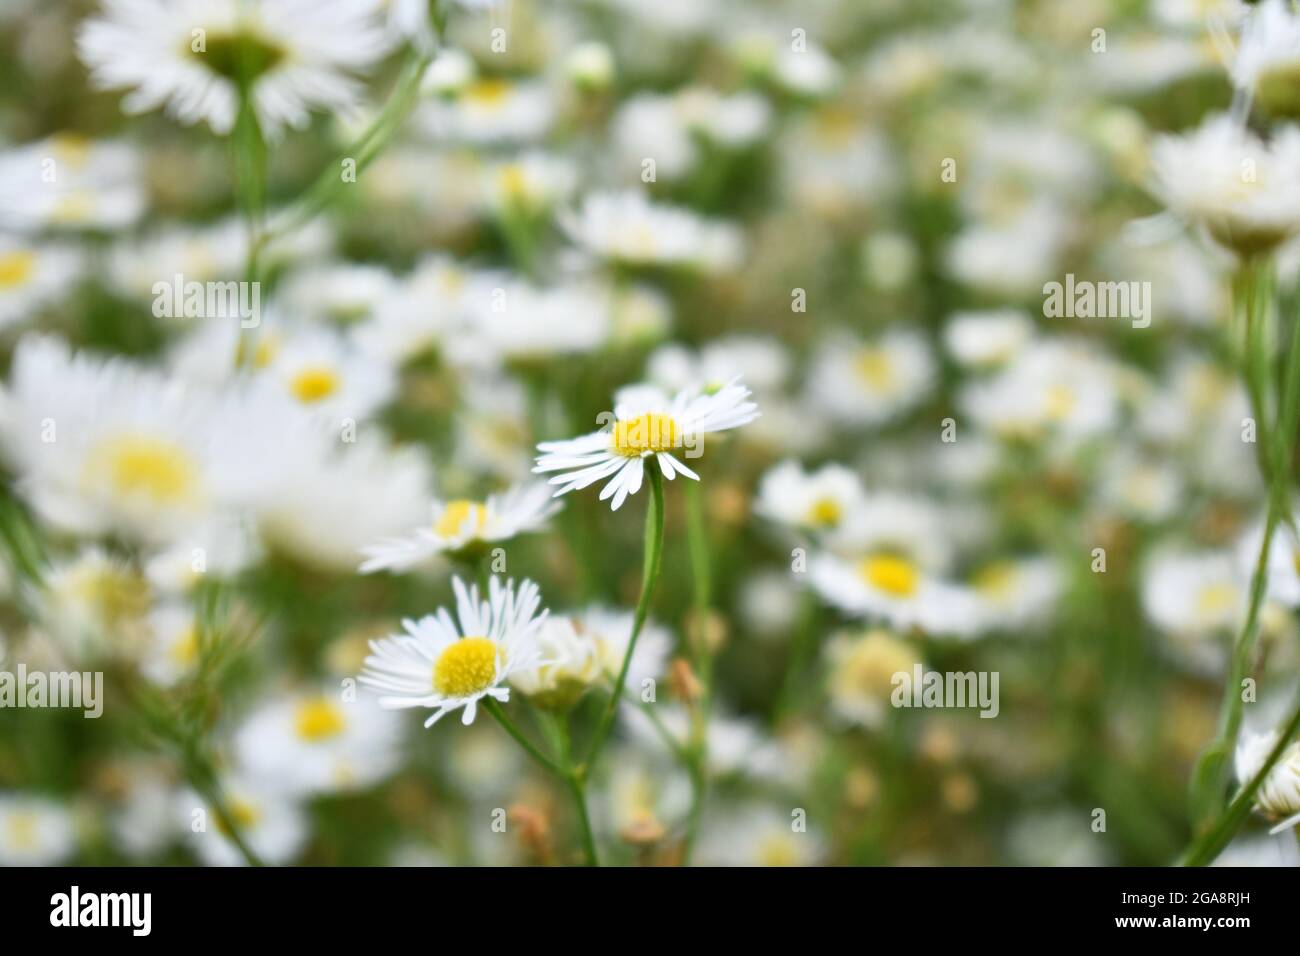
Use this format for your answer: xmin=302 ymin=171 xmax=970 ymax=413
xmin=583 ymin=467 xmax=665 ymax=770
xmin=483 ymin=698 xmax=565 ymax=777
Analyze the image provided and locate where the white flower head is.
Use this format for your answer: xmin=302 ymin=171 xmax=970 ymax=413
xmin=0 ymin=795 xmax=76 ymax=866
xmin=359 ymin=481 xmax=561 ymax=573
xmin=1236 ymin=728 xmax=1300 ymax=834
xmin=359 ymin=576 xmax=548 ymax=726
xmin=78 ymin=0 xmax=389 ymax=138
xmin=755 ymin=459 xmax=865 ymax=535
xmin=533 ymin=378 xmax=760 ymax=511
xmin=560 ymin=190 xmax=744 ymax=272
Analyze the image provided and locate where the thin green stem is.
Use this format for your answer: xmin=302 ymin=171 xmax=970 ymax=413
xmin=483 ymin=698 xmax=566 ymax=777
xmin=583 ymin=467 xmax=666 ymax=770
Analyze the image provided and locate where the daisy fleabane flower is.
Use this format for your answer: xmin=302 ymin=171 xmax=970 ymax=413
xmin=359 ymin=481 xmax=561 ymax=573
xmin=77 ymin=0 xmax=389 ymax=138
xmin=1235 ymin=727 xmax=1300 ymax=835
xmin=533 ymin=378 xmax=760 ymax=511
xmin=358 ymin=576 xmax=547 ymax=727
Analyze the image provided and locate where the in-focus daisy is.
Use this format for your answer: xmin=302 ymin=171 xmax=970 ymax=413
xmin=533 ymin=378 xmax=760 ymax=511
xmin=0 ymin=795 xmax=76 ymax=866
xmin=359 ymin=481 xmax=561 ymax=573
xmin=560 ymin=190 xmax=744 ymax=272
xmin=1149 ymin=113 xmax=1300 ymax=255
xmin=78 ymin=0 xmax=389 ymax=138
xmin=755 ymin=460 xmax=865 ymax=535
xmin=234 ymin=685 xmax=402 ymax=795
xmin=359 ymin=576 xmax=547 ymax=726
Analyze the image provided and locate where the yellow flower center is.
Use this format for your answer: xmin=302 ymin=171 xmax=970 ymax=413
xmin=0 ymin=250 xmax=36 ymax=289
xmin=294 ymin=697 xmax=348 ymax=742
xmin=858 ymin=554 xmax=919 ymax=597
xmin=856 ymin=349 xmax=894 ymax=390
xmin=1044 ymin=385 xmax=1076 ymax=421
xmin=170 ymin=626 xmax=200 ymax=667
xmin=757 ymin=835 xmax=799 ymax=867
xmin=6 ymin=811 xmax=39 ymax=851
xmin=498 ymin=164 xmax=532 ymax=200
xmin=290 ymin=366 xmax=341 ymax=403
xmin=1196 ymin=582 xmax=1237 ymax=616
xmin=610 ymin=412 xmax=681 ymax=457
xmin=434 ymin=499 xmax=489 ymax=539
xmin=216 ymin=798 xmax=261 ymax=837
xmin=465 ymin=78 xmax=511 ymax=107
xmin=972 ymin=562 xmax=1017 ymax=599
xmin=50 ymin=133 xmax=92 ymax=168
xmin=68 ymin=566 xmax=151 ymax=627
xmin=85 ymin=434 xmax=200 ymax=507
xmin=807 ymin=496 xmax=842 ymax=528
xmin=433 ymin=637 xmax=501 ymax=697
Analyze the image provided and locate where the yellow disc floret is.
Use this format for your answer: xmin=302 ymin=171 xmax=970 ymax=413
xmin=294 ymin=697 xmax=348 ymax=742
xmin=610 ymin=412 xmax=680 ymax=457
xmin=0 ymin=250 xmax=35 ymax=289
xmin=433 ymin=637 xmax=501 ymax=697
xmin=858 ymin=554 xmax=919 ymax=597
xmin=85 ymin=434 xmax=200 ymax=507
xmin=434 ymin=500 xmax=490 ymax=539
xmin=290 ymin=366 xmax=341 ymax=404
xmin=807 ymin=496 xmax=842 ymax=528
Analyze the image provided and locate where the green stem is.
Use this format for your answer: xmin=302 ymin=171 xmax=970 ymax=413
xmin=483 ymin=698 xmax=566 ymax=777
xmin=583 ymin=467 xmax=666 ymax=770
xmin=183 ymin=745 xmax=265 ymax=867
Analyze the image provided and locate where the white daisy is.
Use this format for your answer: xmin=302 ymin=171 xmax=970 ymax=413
xmin=694 ymin=803 xmax=826 ymax=867
xmin=77 ymin=0 xmax=389 ymax=138
xmin=754 ymin=459 xmax=866 ymax=535
xmin=1142 ymin=549 xmax=1243 ymax=639
xmin=263 ymin=326 xmax=396 ymax=423
xmin=0 ymin=134 xmax=145 ymax=232
xmin=1236 ymin=728 xmax=1300 ymax=835
xmin=445 ymin=278 xmax=612 ymax=367
xmin=482 ymin=151 xmax=576 ymax=216
xmin=178 ymin=776 xmax=306 ymax=866
xmin=806 ymin=329 xmax=936 ymax=428
xmin=416 ymin=77 xmax=555 ymax=144
xmin=359 ymin=481 xmax=561 ymax=573
xmin=964 ymin=557 xmax=1062 ymax=636
xmin=507 ymin=615 xmax=601 ymax=710
xmin=573 ymin=605 xmax=672 ymax=688
xmin=560 ymin=190 xmax=744 ymax=272
xmin=943 ymin=309 xmax=1034 ymax=370
xmin=0 ymin=240 xmax=81 ymax=330
xmin=825 ymin=628 xmax=924 ymax=729
xmin=1233 ymin=0 xmax=1300 ymax=115
xmin=0 ymin=795 xmax=76 ymax=865
xmin=359 ymin=576 xmax=548 ymax=726
xmin=532 ymin=378 xmax=760 ymax=511
xmin=809 ymin=550 xmax=976 ymax=636
xmin=139 ymin=602 xmax=201 ymax=687
xmin=1149 ymin=113 xmax=1300 ymax=255
xmin=234 ymin=685 xmax=402 ymax=795
xmin=352 ymin=255 xmax=482 ymax=365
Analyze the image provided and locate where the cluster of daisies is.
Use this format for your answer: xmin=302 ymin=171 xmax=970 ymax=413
xmin=6 ymin=0 xmax=1300 ymax=868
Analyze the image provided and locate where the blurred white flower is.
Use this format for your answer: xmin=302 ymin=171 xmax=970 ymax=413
xmin=0 ymin=794 xmax=76 ymax=865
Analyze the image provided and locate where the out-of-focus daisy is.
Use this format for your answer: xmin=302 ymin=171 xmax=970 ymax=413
xmin=825 ymin=628 xmax=923 ymax=728
xmin=561 ymin=190 xmax=743 ymax=272
xmin=810 ymin=550 xmax=975 ymax=635
xmin=646 ymin=335 xmax=789 ymax=397
xmin=353 ymin=255 xmax=482 ymax=364
xmin=359 ymin=576 xmax=547 ymax=726
xmin=807 ymin=330 xmax=935 ymax=428
xmin=36 ymin=546 xmax=152 ymax=657
xmin=0 ymin=241 xmax=80 ymax=329
xmin=533 ymin=378 xmax=759 ymax=511
xmin=359 ymin=481 xmax=560 ymax=572
xmin=0 ymin=134 xmax=144 ymax=232
xmin=417 ymin=77 xmax=555 ymax=144
xmin=1235 ymin=728 xmax=1300 ymax=834
xmin=964 ymin=557 xmax=1062 ymax=636
xmin=693 ymin=803 xmax=826 ymax=867
xmin=943 ymin=309 xmax=1034 ymax=370
xmin=179 ymin=776 xmax=306 ymax=866
xmin=0 ymin=795 xmax=76 ymax=865
xmin=1142 ymin=549 xmax=1243 ymax=638
xmin=508 ymin=615 xmax=600 ymax=710
xmin=446 ymin=279 xmax=612 ymax=367
xmin=1233 ymin=0 xmax=1300 ymax=117
xmin=139 ymin=602 xmax=201 ymax=687
xmin=0 ymin=337 xmax=247 ymax=544
xmin=1149 ymin=113 xmax=1300 ymax=255
xmin=755 ymin=460 xmax=865 ymax=535
xmin=234 ymin=685 xmax=402 ymax=795
xmin=279 ymin=262 xmax=399 ymax=324
xmin=78 ymin=0 xmax=389 ymax=138
xmin=482 ymin=151 xmax=576 ymax=217
xmin=573 ymin=605 xmax=672 ymax=689
xmin=263 ymin=327 xmax=396 ymax=423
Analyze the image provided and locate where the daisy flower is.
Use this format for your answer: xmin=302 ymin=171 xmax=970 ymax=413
xmin=1149 ymin=113 xmax=1300 ymax=256
xmin=0 ymin=795 xmax=76 ymax=866
xmin=754 ymin=459 xmax=866 ymax=535
xmin=1235 ymin=728 xmax=1300 ymax=835
xmin=560 ymin=190 xmax=744 ymax=272
xmin=1233 ymin=0 xmax=1300 ymax=117
xmin=0 ymin=134 xmax=145 ymax=232
xmin=359 ymin=576 xmax=547 ymax=726
xmin=234 ymin=685 xmax=402 ymax=795
xmin=825 ymin=629 xmax=923 ymax=729
xmin=359 ymin=481 xmax=561 ymax=573
xmin=178 ymin=775 xmax=306 ymax=866
xmin=77 ymin=0 xmax=389 ymax=138
xmin=810 ymin=550 xmax=976 ymax=635
xmin=807 ymin=329 xmax=935 ymax=428
xmin=533 ymin=378 xmax=760 ymax=511
xmin=0 ymin=240 xmax=81 ymax=330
